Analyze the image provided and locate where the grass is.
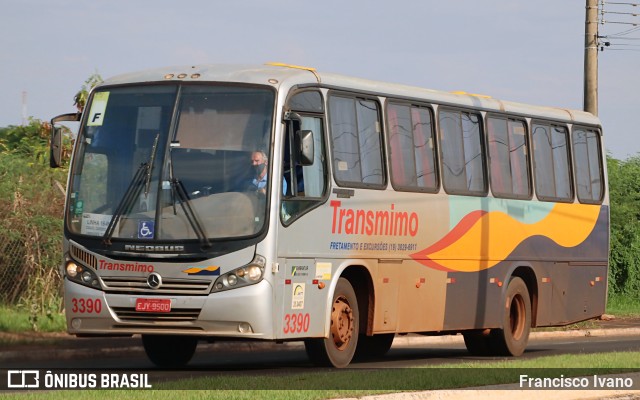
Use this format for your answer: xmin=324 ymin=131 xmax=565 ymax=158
xmin=607 ymin=293 xmax=640 ymax=317
xmin=0 ymin=304 xmax=66 ymax=334
xmin=0 ymin=351 xmax=638 ymax=399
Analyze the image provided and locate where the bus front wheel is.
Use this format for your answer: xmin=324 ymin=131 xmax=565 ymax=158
xmin=491 ymin=277 xmax=531 ymax=356
xmin=142 ymin=335 xmax=198 ymax=367
xmin=304 ymin=277 xmax=359 ymax=368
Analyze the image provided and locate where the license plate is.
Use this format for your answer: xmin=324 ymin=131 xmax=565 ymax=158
xmin=135 ymin=298 xmax=171 ymax=313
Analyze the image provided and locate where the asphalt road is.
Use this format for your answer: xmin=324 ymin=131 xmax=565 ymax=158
xmin=2 ymin=325 xmax=640 ymax=370
xmin=2 ymin=325 xmax=640 ymax=397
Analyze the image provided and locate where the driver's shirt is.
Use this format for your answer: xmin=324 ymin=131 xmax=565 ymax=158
xmin=251 ymin=174 xmax=287 ymax=194
xmin=252 ymin=174 xmax=267 ymax=189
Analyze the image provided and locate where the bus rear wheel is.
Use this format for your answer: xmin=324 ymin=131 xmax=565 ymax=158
xmin=304 ymin=277 xmax=359 ymax=368
xmin=142 ymin=335 xmax=198 ymax=367
xmin=490 ymin=277 xmax=531 ymax=356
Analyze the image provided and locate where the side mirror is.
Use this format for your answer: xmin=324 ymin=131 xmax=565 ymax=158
xmin=50 ymin=126 xmax=62 ymax=168
xmin=50 ymin=112 xmax=81 ymax=168
xmin=295 ymin=130 xmax=314 ymax=166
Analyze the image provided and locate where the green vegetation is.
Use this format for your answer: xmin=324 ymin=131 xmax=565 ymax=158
xmin=0 ymin=305 xmax=66 ymax=334
xmin=606 ymin=293 xmax=640 ymax=316
xmin=73 ymin=72 xmax=103 ymax=112
xmin=607 ymin=155 xmax=640 ymax=296
xmin=0 ymin=123 xmax=68 ymax=327
xmin=0 ymin=351 xmax=638 ymax=399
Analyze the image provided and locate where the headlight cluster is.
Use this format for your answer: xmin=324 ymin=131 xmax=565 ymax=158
xmin=65 ymin=260 xmax=100 ymax=289
xmin=211 ymin=255 xmax=266 ymax=293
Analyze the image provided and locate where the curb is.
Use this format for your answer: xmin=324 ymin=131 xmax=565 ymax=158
xmin=388 ymin=327 xmax=640 ymax=347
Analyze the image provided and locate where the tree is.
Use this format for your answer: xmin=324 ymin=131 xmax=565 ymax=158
xmin=607 ymin=155 xmax=640 ymax=295
xmin=73 ymin=72 xmax=103 ymax=112
xmin=0 ymin=118 xmax=50 ymax=162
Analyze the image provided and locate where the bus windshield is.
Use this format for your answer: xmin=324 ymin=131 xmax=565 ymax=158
xmin=67 ymin=84 xmax=275 ymax=242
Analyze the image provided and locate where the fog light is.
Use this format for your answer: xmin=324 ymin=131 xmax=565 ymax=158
xmin=71 ymin=318 xmax=81 ymax=329
xmin=238 ymin=322 xmax=252 ymax=333
xmin=81 ymin=271 xmax=92 ymax=282
xmin=66 ymin=262 xmax=80 ymax=278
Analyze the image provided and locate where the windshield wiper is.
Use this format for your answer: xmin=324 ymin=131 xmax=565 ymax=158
xmin=103 ymin=134 xmax=160 ymax=246
xmin=102 ymin=163 xmax=149 ymax=246
xmin=144 ymin=134 xmax=160 ymax=196
xmin=170 ymin=179 xmax=212 ymax=249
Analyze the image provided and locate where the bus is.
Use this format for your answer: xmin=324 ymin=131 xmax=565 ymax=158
xmin=50 ymin=63 xmax=608 ymax=368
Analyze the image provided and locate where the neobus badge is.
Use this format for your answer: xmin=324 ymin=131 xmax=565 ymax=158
xmin=124 ymin=245 xmax=185 ymax=252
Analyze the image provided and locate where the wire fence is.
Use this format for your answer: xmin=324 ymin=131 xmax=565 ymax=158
xmin=0 ymin=177 xmax=64 ymax=311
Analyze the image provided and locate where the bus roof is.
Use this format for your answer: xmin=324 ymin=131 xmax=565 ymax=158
xmin=101 ymin=63 xmax=601 ymax=126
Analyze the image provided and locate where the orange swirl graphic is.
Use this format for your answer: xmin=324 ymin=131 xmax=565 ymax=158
xmin=411 ymin=203 xmax=601 ymax=272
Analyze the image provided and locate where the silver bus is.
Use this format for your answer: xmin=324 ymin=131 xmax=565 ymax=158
xmin=50 ymin=63 xmax=608 ymax=367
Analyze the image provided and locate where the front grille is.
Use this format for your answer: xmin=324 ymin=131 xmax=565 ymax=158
xmin=70 ymin=244 xmax=97 ymax=269
xmin=112 ymin=307 xmax=201 ymax=322
xmin=102 ymin=276 xmax=211 ymax=295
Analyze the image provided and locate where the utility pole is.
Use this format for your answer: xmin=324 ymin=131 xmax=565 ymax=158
xmin=21 ymin=91 xmax=28 ymax=126
xmin=584 ymin=0 xmax=599 ymax=116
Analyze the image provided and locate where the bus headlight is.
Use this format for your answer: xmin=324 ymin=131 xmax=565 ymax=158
xmin=211 ymin=255 xmax=265 ymax=293
xmin=65 ymin=260 xmax=100 ymax=289
xmin=246 ymin=265 xmax=262 ymax=282
xmin=66 ymin=262 xmax=80 ymax=278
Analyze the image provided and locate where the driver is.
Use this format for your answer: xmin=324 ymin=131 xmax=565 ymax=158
xmin=249 ymin=150 xmax=286 ymax=194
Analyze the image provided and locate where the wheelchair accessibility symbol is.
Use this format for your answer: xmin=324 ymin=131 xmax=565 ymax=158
xmin=138 ymin=220 xmax=155 ymax=239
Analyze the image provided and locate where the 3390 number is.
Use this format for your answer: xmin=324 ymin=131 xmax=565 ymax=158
xmin=71 ymin=298 xmax=102 ymax=314
xmin=283 ymin=313 xmax=310 ymax=334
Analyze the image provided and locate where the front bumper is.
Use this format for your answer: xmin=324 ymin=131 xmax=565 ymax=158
xmin=64 ymin=277 xmax=275 ymax=339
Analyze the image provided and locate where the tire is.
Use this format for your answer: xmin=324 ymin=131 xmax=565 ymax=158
xmin=142 ymin=335 xmax=198 ymax=367
xmin=462 ymin=329 xmax=493 ymax=356
xmin=354 ymin=333 xmax=395 ymax=360
xmin=490 ymin=277 xmax=531 ymax=356
xmin=304 ymin=278 xmax=359 ymax=368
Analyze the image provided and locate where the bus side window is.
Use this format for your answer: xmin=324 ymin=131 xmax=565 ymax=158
xmin=486 ymin=116 xmax=531 ymax=199
xmin=532 ymin=122 xmax=572 ymax=202
xmin=329 ymin=95 xmax=385 ymax=188
xmin=438 ymin=109 xmax=486 ymax=196
xmin=572 ymin=127 xmax=603 ymax=204
xmin=387 ymin=102 xmax=438 ymax=192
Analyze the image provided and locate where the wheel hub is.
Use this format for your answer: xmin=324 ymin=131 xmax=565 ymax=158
xmin=330 ymin=295 xmax=354 ymax=350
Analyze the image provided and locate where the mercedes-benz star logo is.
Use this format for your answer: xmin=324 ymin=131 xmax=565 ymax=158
xmin=147 ymin=272 xmax=162 ymax=289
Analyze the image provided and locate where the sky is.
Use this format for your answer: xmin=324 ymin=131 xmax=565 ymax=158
xmin=1 ymin=0 xmax=638 ymax=160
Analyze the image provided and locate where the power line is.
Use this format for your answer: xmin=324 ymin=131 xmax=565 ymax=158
xmin=604 ymin=1 xmax=640 ymax=6
xmin=602 ymin=10 xmax=640 ymax=15
xmin=598 ymin=0 xmax=640 ymax=50
xmin=606 ymin=42 xmax=640 ymax=45
xmin=605 ymin=25 xmax=640 ymax=36
xmin=599 ymin=47 xmax=640 ymax=51
xmin=601 ymin=20 xmax=640 ymax=25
